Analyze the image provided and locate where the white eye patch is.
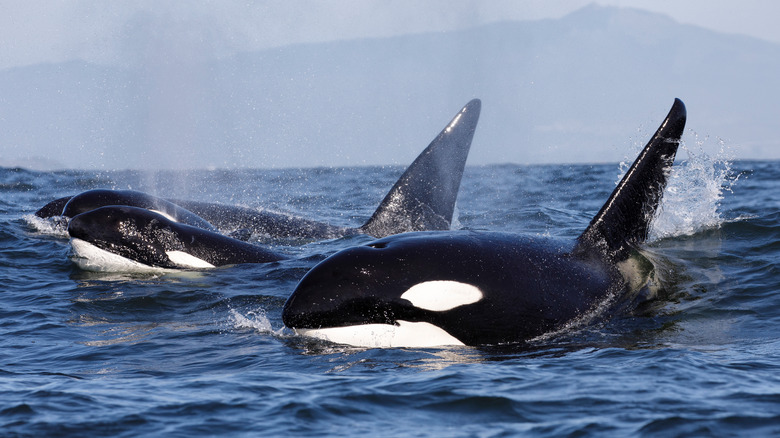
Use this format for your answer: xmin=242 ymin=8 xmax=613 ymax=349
xmin=400 ymin=281 xmax=483 ymax=311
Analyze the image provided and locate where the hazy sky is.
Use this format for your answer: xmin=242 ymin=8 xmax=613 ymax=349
xmin=2 ymin=1 xmax=779 ymax=70
xmin=1 ymin=1 xmax=778 ymax=169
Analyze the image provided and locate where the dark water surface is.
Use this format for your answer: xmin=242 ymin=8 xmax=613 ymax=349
xmin=1 ymin=154 xmax=778 ymax=436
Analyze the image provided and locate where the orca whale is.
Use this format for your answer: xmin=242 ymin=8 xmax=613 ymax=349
xmin=61 ymin=100 xmax=481 ymax=271
xmin=36 ymin=191 xmax=348 ymax=239
xmin=68 ymin=205 xmax=286 ymax=271
xmin=62 ymin=189 xmax=218 ymax=231
xmin=36 ymin=99 xmax=481 ymax=240
xmin=282 ymin=99 xmax=687 ymax=347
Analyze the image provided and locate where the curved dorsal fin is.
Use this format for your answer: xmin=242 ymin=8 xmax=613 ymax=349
xmin=360 ymin=99 xmax=481 ymax=238
xmin=575 ymin=98 xmax=687 ymax=260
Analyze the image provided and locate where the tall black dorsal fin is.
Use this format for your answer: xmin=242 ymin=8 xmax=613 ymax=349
xmin=360 ymin=99 xmax=481 ymax=238
xmin=575 ymin=98 xmax=687 ymax=260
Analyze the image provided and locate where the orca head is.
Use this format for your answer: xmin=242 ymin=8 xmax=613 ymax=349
xmin=63 ymin=189 xmax=216 ymax=231
xmin=284 ymin=234 xmax=487 ymax=347
xmin=283 ymin=231 xmax=578 ymax=348
xmin=67 ymin=205 xmax=184 ymax=269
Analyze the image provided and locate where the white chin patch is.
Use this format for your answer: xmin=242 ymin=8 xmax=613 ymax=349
xmin=296 ymin=321 xmax=465 ymax=348
xmin=70 ymin=238 xmax=164 ymax=273
xmin=165 ymin=250 xmax=215 ymax=269
xmin=400 ymin=280 xmax=483 ymax=311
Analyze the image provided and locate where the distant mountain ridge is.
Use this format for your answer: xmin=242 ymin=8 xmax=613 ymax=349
xmin=1 ymin=4 xmax=778 ymax=170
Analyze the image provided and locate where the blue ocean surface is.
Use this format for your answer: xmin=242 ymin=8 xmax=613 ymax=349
xmin=1 ymin=151 xmax=778 ymax=436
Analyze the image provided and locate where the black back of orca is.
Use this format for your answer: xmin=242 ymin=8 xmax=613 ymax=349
xmin=68 ymin=205 xmax=286 ymax=269
xmin=169 ymin=199 xmax=354 ymax=240
xmin=36 ymin=100 xmax=481 ymax=240
xmin=62 ymin=189 xmax=217 ymax=231
xmin=282 ymin=99 xmax=686 ymax=347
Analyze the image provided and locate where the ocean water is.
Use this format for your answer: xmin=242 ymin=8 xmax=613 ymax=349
xmin=1 ymin=152 xmax=779 ymax=436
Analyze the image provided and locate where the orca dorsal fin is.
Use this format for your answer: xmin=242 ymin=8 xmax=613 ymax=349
xmin=575 ymin=98 xmax=687 ymax=260
xmin=360 ymin=99 xmax=481 ymax=238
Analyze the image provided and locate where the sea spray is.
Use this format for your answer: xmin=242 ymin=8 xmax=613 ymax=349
xmin=229 ymin=306 xmax=277 ymax=334
xmin=615 ymin=134 xmax=738 ymax=241
xmin=650 ymin=137 xmax=738 ymax=240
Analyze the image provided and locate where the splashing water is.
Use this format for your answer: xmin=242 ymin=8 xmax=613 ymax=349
xmin=649 ymin=137 xmax=737 ymax=240
xmin=229 ymin=307 xmax=275 ymax=333
xmin=23 ymin=214 xmax=69 ymax=238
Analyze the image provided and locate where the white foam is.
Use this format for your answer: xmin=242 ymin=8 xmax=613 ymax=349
xmin=296 ymin=320 xmax=465 ymax=348
xmin=616 ymin=136 xmax=736 ymax=240
xmin=400 ymin=280 xmax=483 ymax=311
xmin=23 ymin=214 xmax=69 ymax=238
xmin=69 ymin=238 xmax=166 ymax=273
xmin=230 ymin=308 xmax=274 ymax=333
